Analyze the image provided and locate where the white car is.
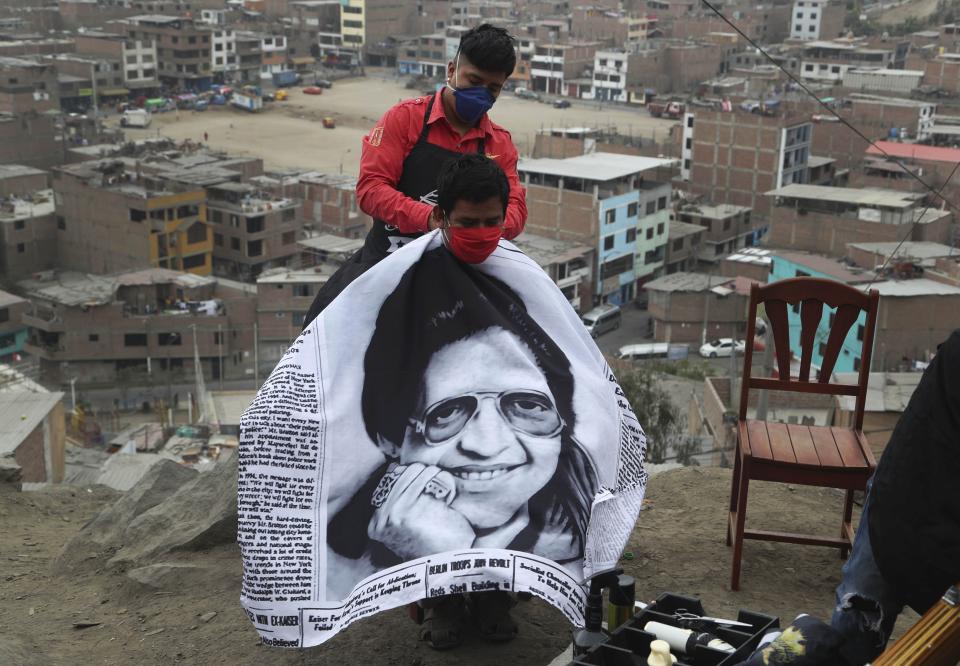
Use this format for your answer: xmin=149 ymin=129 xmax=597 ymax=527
xmin=699 ymin=338 xmax=745 ymax=358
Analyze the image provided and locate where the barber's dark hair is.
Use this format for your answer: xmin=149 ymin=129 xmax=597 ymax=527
xmin=458 ymin=23 xmax=517 ymax=77
xmin=436 ymin=153 xmax=510 ymax=217
xmin=358 ymin=249 xmax=597 ymax=552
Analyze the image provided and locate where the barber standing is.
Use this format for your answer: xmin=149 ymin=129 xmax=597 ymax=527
xmin=303 ymin=24 xmax=527 ymax=326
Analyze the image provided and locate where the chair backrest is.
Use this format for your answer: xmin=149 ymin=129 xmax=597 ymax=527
xmin=739 ymin=277 xmax=880 ymax=431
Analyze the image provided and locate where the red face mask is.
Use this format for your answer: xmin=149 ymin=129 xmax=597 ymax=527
xmin=443 ymin=225 xmax=502 ymax=264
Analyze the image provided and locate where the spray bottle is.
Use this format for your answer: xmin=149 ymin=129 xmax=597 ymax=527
xmin=572 ymin=570 xmax=622 ymax=657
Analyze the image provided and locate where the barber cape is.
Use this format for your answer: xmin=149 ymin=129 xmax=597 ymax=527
xmin=238 ymin=231 xmax=647 ymax=647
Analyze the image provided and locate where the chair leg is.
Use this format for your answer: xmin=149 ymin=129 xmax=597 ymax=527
xmin=726 ymin=447 xmax=742 ymax=547
xmin=730 ymin=464 xmax=750 ymax=591
xmin=840 ymin=488 xmax=855 ymax=560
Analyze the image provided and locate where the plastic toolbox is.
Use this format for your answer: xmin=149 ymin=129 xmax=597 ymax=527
xmin=571 ymin=592 xmax=779 ymax=666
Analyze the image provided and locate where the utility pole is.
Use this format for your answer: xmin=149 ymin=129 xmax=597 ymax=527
xmin=90 ymin=61 xmax=100 ymax=121
xmin=70 ymin=377 xmax=77 ymax=413
xmin=253 ymin=321 xmax=259 ymax=389
xmin=701 ymin=264 xmax=714 ymax=346
xmin=756 ymin=324 xmax=773 ymax=421
xmin=218 ymin=323 xmax=224 ymax=390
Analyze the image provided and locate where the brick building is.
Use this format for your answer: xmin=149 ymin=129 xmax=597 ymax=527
xmin=204 ymin=182 xmax=303 ymax=281
xmin=255 ymin=267 xmax=327 ymax=369
xmin=0 ymin=391 xmax=65 ymax=485
xmin=0 ymin=290 xmax=29 ymax=360
xmin=530 ymin=41 xmax=602 ymax=96
xmin=74 ymin=29 xmax=159 ymax=95
xmin=287 ymin=173 xmax=372 ymax=238
xmin=0 ymin=186 xmax=56 ymax=282
xmin=663 ymin=220 xmax=704 ymax=274
xmin=20 ymin=268 xmax=256 ymax=384
xmin=126 ymin=15 xmax=214 ymax=90
xmin=53 ymin=158 xmax=213 ymax=276
xmin=0 ymin=111 xmax=60 ymax=171
xmin=623 ymin=41 xmax=726 ymax=98
xmin=0 ymin=56 xmax=58 ymax=114
xmin=765 ymin=184 xmax=953 ymax=258
xmin=511 ymin=233 xmax=595 ymax=313
xmin=519 ymin=152 xmax=675 ymax=305
xmin=683 ymin=107 xmax=814 ymax=219
xmin=645 ymin=271 xmax=752 ymax=344
xmin=674 ymin=202 xmax=758 ymax=264
xmin=789 ymin=0 xmax=845 ymax=42
xmin=770 ymin=251 xmax=960 ymax=372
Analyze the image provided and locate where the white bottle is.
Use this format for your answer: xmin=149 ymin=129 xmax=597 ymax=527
xmin=647 ymin=639 xmax=678 ymax=666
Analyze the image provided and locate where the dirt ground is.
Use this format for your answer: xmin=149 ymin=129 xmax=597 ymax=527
xmin=872 ymin=0 xmax=941 ymax=25
xmin=110 ymin=72 xmax=676 ymax=176
xmin=0 ymin=467 xmax=918 ymax=665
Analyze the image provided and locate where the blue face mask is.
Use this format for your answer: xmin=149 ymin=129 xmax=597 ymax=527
xmin=449 ymin=54 xmax=496 ymax=124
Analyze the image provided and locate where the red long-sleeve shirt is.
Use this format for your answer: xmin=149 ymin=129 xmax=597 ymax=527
xmin=356 ymin=89 xmax=527 ymax=240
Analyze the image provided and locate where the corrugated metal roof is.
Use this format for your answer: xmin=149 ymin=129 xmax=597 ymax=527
xmin=645 ymin=272 xmax=734 ymax=292
xmin=766 ymin=184 xmax=922 ymax=208
xmin=211 ymin=390 xmax=258 ymax=427
xmin=519 ymin=153 xmax=676 ymax=181
xmin=0 ymin=392 xmax=63 ymax=456
xmin=95 ymin=452 xmax=162 ymax=491
xmin=866 ymin=141 xmax=960 ymax=164
xmin=870 ymin=278 xmax=960 ymax=297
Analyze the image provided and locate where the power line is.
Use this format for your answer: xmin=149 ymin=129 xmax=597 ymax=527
xmin=699 ymin=0 xmax=960 ymax=214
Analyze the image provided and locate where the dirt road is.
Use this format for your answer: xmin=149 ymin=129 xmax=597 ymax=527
xmin=115 ymin=75 xmax=676 ymax=177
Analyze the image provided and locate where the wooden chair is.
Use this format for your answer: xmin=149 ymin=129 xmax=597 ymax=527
xmin=728 ymin=277 xmax=880 ymax=591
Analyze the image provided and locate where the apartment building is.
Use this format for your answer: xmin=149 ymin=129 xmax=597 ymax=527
xmin=234 ymin=31 xmax=263 ymax=84
xmin=765 ymin=184 xmax=953 ymax=258
xmin=668 ymin=5 xmax=791 ymax=44
xmin=290 ymin=172 xmax=372 ymax=238
xmin=841 ymin=68 xmax=924 ymax=95
xmin=74 ymin=29 xmax=159 ymax=93
xmin=663 ymin=220 xmax=704 ymax=274
xmin=397 ymin=32 xmax=447 ymax=78
xmin=624 ymin=41 xmax=726 ymax=97
xmin=769 ymin=251 xmax=960 ymax=372
xmin=53 ymin=159 xmax=212 ymax=276
xmin=684 ymin=107 xmax=814 ymax=218
xmin=256 ymin=268 xmax=327 ymax=368
xmin=789 ymin=0 xmax=844 ymax=41
xmin=0 ymin=187 xmax=57 ymax=281
xmin=204 ymin=182 xmax=302 ymax=281
xmin=570 ymin=8 xmax=654 ymax=46
xmin=674 ymin=202 xmax=758 ymax=264
xmin=530 ymin=41 xmax=602 ymax=96
xmin=126 ymin=15 xmax=213 ymax=90
xmin=256 ymin=32 xmax=288 ymax=80
xmin=519 ymin=152 xmax=675 ymax=305
xmin=0 ymin=56 xmax=58 ymax=114
xmin=20 ymin=267 xmax=256 ymax=384
xmin=799 ymin=40 xmax=897 ymax=83
xmin=0 ymin=111 xmax=60 ymax=170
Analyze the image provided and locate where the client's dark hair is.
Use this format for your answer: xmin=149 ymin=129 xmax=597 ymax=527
xmin=436 ymin=153 xmax=510 ymax=217
xmin=458 ymin=23 xmax=517 ymax=77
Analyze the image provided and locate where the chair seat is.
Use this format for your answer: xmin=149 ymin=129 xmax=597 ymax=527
xmin=739 ymin=419 xmax=875 ymax=471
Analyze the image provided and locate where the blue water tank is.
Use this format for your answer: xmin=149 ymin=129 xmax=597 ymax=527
xmin=889 ymin=127 xmax=900 ymax=139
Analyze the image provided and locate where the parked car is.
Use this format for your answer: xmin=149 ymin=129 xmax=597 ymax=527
xmin=314 ymin=79 xmax=333 ymax=89
xmin=553 ymin=99 xmax=571 ymax=109
xmin=582 ymin=304 xmax=622 ymax=338
xmin=303 ymin=86 xmax=324 ymax=95
xmin=515 ymin=87 xmax=541 ymax=101
xmin=699 ymin=338 xmax=745 ymax=358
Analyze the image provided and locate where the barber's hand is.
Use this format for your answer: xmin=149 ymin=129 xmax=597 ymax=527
xmin=368 ymin=463 xmax=474 ymax=560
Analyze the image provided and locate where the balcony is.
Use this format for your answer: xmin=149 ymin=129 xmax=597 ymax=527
xmin=22 ymin=307 xmax=64 ymax=332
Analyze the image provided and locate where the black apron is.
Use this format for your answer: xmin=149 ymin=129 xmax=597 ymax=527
xmin=303 ymin=96 xmax=485 ymax=328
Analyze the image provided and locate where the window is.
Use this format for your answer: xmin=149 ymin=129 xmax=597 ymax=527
xmin=56 ymin=216 xmax=65 ymax=230
xmin=685 ymin=138 xmax=692 ymax=150
xmin=283 ymin=207 xmax=296 ymax=221
xmin=810 ymin=12 xmax=817 ymax=19
xmin=658 ymin=196 xmax=667 ymax=210
xmin=657 ymin=222 xmax=665 ymax=235
xmin=796 ymin=12 xmax=803 ymax=18
xmin=214 ymin=331 xmax=223 ymax=345
xmin=831 ymin=65 xmax=840 ymax=73
xmin=723 ymin=219 xmax=731 ymax=231
xmin=857 ymin=324 xmax=864 ymax=341
xmin=186 ymin=222 xmax=207 ymax=244
xmin=626 ymin=228 xmax=636 ymax=243
xmin=818 ymin=341 xmax=826 ymax=357
xmin=804 ymin=63 xmax=814 ymax=72
xmin=673 ymin=238 xmax=683 ymax=251
xmin=646 ymin=228 xmax=653 ymax=240
xmin=599 ymin=254 xmax=633 ymax=280
xmin=127 ymin=69 xmax=138 ymax=79
xmin=210 ymin=210 xmax=222 ymax=224
xmin=246 ymin=216 xmax=265 ymax=233
xmin=88 ymin=334 xmax=98 ymax=342
xmin=13 ymin=220 xmax=24 ymax=230
xmin=293 ymin=284 xmax=312 ymax=297
xmin=130 ymin=208 xmax=146 ymax=222
xmin=282 ymin=230 xmax=296 ymax=245
xmin=625 ymin=202 xmax=638 ymax=217
xmin=16 ymin=243 xmax=24 ymax=254
xmin=603 ymin=235 xmax=615 ymax=251
xmin=683 ymin=158 xmax=691 ymax=170
xmin=0 ymin=308 xmax=7 ymax=323
xmin=686 ymin=116 xmax=694 ymax=128
xmin=292 ymin=312 xmax=306 ymax=327
xmin=124 ymin=333 xmax=147 ymax=347
xmin=604 ymin=209 xmax=615 ymax=224
xmin=231 ymin=237 xmax=240 ymax=251
xmin=229 ymin=214 xmax=240 ymax=228
xmin=158 ymin=332 xmax=182 ymax=346
xmin=214 ymin=232 xmax=223 ymax=247
xmin=853 ymin=356 xmax=861 ymax=372
xmin=247 ymin=240 xmax=263 ymax=257
xmin=809 ymin=24 xmax=816 ymax=31
xmin=645 ymin=201 xmax=656 ymax=215
xmin=182 ymin=254 xmax=205 ymax=270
